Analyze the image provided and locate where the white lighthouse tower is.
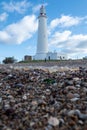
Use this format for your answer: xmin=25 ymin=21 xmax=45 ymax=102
xmin=34 ymin=5 xmax=48 ymax=60
xmin=33 ymin=5 xmax=68 ymax=61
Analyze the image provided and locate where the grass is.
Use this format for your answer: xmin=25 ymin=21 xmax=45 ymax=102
xmin=18 ymin=59 xmax=69 ymax=63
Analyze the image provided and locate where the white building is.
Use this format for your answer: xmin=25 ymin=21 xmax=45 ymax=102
xmin=34 ymin=5 xmax=67 ymax=60
xmin=46 ymin=52 xmax=67 ymax=60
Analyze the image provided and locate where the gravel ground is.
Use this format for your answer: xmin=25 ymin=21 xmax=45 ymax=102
xmin=0 ymin=60 xmax=87 ymax=130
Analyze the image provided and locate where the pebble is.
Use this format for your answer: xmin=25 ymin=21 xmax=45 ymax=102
xmin=70 ymin=97 xmax=80 ymax=102
xmin=48 ymin=116 xmax=59 ymax=126
xmin=75 ymin=110 xmax=87 ymax=120
xmin=66 ymin=85 xmax=76 ymax=90
xmin=67 ymin=92 xmax=74 ymax=99
xmin=45 ymin=89 xmax=51 ymax=95
xmin=74 ymin=93 xmax=80 ymax=98
xmin=31 ymin=100 xmax=38 ymax=106
xmin=0 ymin=97 xmax=2 ymax=102
xmin=22 ymin=94 xmax=27 ymax=100
xmin=73 ymin=77 xmax=80 ymax=81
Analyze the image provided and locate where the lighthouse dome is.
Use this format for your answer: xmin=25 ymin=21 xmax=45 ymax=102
xmin=40 ymin=5 xmax=46 ymax=15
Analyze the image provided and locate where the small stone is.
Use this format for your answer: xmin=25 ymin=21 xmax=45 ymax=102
xmin=48 ymin=116 xmax=59 ymax=126
xmin=0 ymin=97 xmax=2 ymax=102
xmin=4 ymin=104 xmax=10 ymax=109
xmin=73 ymin=77 xmax=80 ymax=81
xmin=68 ymin=110 xmax=76 ymax=116
xmin=0 ymin=83 xmax=2 ymax=86
xmin=41 ymin=95 xmax=46 ymax=99
xmin=67 ymin=93 xmax=74 ymax=99
xmin=31 ymin=100 xmax=38 ymax=106
xmin=68 ymin=120 xmax=76 ymax=126
xmin=22 ymin=95 xmax=27 ymax=100
xmin=8 ymin=95 xmax=14 ymax=99
xmin=49 ymin=107 xmax=55 ymax=113
xmin=6 ymin=85 xmax=11 ymax=89
xmin=59 ymin=118 xmax=65 ymax=127
xmin=70 ymin=98 xmax=79 ymax=102
xmin=66 ymin=86 xmax=76 ymax=90
xmin=75 ymin=84 xmax=81 ymax=87
xmin=45 ymin=89 xmax=51 ymax=95
xmin=78 ymin=120 xmax=84 ymax=125
xmin=15 ymin=83 xmax=24 ymax=88
xmin=43 ymin=114 xmax=49 ymax=118
xmin=30 ymin=122 xmax=35 ymax=127
xmin=74 ymin=93 xmax=80 ymax=98
xmin=53 ymin=82 xmax=57 ymax=86
xmin=66 ymin=80 xmax=73 ymax=85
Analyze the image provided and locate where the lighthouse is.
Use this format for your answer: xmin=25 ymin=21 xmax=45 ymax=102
xmin=33 ymin=5 xmax=68 ymax=61
xmin=34 ymin=5 xmax=48 ymax=60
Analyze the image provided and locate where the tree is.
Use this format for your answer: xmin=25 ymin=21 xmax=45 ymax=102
xmin=3 ymin=57 xmax=17 ymax=64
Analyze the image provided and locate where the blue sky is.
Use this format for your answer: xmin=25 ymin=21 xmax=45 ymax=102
xmin=0 ymin=0 xmax=87 ymax=62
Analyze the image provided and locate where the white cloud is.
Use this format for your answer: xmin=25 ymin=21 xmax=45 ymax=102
xmin=2 ymin=0 xmax=31 ymax=14
xmin=49 ymin=31 xmax=71 ymax=46
xmin=0 ymin=15 xmax=38 ymax=44
xmin=0 ymin=12 xmax=8 ymax=22
xmin=0 ymin=31 xmax=10 ymax=41
xmin=49 ymin=15 xmax=82 ymax=30
xmin=49 ymin=30 xmax=87 ymax=58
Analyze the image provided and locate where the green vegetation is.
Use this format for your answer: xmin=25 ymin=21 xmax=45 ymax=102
xmin=19 ymin=59 xmax=68 ymax=63
xmin=3 ymin=57 xmax=17 ymax=64
xmin=43 ymin=78 xmax=55 ymax=84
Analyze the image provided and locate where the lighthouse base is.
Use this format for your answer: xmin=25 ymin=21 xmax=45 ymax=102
xmin=34 ymin=53 xmax=47 ymax=60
